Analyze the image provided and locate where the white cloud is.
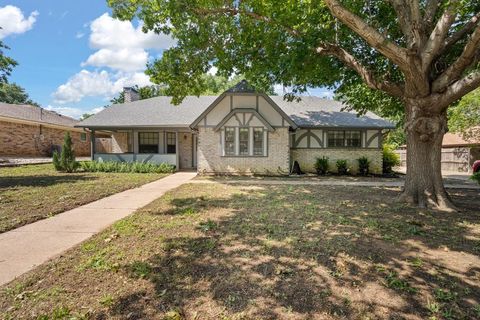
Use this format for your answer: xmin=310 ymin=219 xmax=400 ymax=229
xmin=82 ymin=48 xmax=148 ymax=72
xmin=76 ymin=31 xmax=85 ymax=39
xmin=82 ymin=13 xmax=175 ymax=72
xmin=89 ymin=13 xmax=175 ymax=50
xmin=0 ymin=5 xmax=38 ymax=39
xmin=45 ymin=105 xmax=105 ymax=119
xmin=52 ymin=69 xmax=151 ymax=104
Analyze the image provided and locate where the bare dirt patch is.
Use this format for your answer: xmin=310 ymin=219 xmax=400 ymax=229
xmin=0 ymin=183 xmax=479 ymax=319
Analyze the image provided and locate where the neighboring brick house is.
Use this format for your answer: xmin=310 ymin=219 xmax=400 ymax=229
xmin=78 ymin=81 xmax=394 ymax=174
xmin=0 ymin=103 xmax=91 ymax=157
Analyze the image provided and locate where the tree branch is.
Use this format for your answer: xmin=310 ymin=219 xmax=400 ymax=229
xmin=422 ymin=0 xmax=459 ymax=69
xmin=434 ymin=70 xmax=480 ymax=110
xmin=443 ymin=11 xmax=480 ymax=51
xmin=316 ymin=44 xmax=404 ymax=97
xmin=423 ymin=0 xmax=440 ymax=32
xmin=323 ymin=0 xmax=408 ymax=69
xmin=432 ymin=24 xmax=480 ymax=92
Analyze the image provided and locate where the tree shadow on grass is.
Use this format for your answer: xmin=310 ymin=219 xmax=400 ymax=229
xmin=0 ymin=174 xmax=96 ymax=189
xmin=110 ymin=185 xmax=480 ymax=319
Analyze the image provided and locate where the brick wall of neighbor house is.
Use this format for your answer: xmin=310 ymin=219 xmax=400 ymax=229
xmin=291 ymin=148 xmax=383 ymax=174
xmin=197 ymin=127 xmax=290 ymax=175
xmin=0 ymin=120 xmax=90 ymax=157
xmin=178 ymin=132 xmax=194 ymax=169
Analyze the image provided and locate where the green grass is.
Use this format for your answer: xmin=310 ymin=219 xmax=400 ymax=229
xmin=0 ymin=183 xmax=479 ymax=319
xmin=0 ymin=163 xmax=168 ymax=233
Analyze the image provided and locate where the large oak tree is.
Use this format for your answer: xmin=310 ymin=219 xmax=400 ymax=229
xmin=108 ymin=0 xmax=480 ymax=211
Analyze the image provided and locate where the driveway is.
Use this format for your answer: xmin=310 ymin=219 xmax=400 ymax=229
xmin=0 ymin=172 xmax=197 ymax=286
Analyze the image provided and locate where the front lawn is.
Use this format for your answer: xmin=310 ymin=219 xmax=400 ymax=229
xmin=1 ymin=183 xmax=479 ymax=319
xmin=0 ymin=164 xmax=168 ymax=233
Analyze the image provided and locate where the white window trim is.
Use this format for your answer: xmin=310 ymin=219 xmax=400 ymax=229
xmin=221 ymin=126 xmax=267 ymax=157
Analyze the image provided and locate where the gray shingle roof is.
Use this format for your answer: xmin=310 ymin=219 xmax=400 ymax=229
xmin=78 ymin=96 xmax=217 ymax=128
xmin=0 ymin=103 xmax=78 ymax=127
xmin=77 ymin=95 xmax=395 ymax=129
xmin=270 ymin=96 xmax=396 ymax=129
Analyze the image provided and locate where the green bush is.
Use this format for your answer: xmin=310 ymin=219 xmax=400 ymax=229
xmin=471 ymin=172 xmax=480 ymax=185
xmin=52 ymin=132 xmax=79 ymax=173
xmin=357 ymin=156 xmax=370 ymax=175
xmin=314 ymin=156 xmax=329 ymax=175
xmin=383 ymin=144 xmax=400 ymax=174
xmin=80 ymin=161 xmax=176 ymax=174
xmin=336 ymin=159 xmax=349 ymax=175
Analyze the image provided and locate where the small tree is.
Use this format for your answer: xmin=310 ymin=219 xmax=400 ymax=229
xmin=53 ymin=132 xmax=79 ymax=173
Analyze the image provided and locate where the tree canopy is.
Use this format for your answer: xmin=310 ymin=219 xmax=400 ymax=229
xmin=448 ymin=88 xmax=480 ymax=140
xmin=110 ymin=74 xmax=263 ymax=104
xmin=0 ymin=40 xmax=17 ymax=84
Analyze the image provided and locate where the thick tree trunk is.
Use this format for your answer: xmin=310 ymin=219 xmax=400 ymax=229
xmin=400 ymin=100 xmax=457 ymax=211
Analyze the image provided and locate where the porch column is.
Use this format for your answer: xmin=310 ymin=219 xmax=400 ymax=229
xmin=90 ymin=129 xmax=95 ymax=161
xmin=175 ymin=131 xmax=179 ymax=171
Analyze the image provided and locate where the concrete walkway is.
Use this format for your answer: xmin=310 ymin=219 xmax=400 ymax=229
xmin=0 ymin=172 xmax=196 ymax=286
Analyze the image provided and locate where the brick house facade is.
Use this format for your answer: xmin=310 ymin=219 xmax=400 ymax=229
xmin=0 ymin=103 xmax=91 ymax=157
xmin=78 ymin=82 xmax=394 ymax=174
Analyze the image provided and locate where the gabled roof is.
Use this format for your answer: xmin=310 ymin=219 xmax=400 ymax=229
xmin=78 ymin=96 xmax=217 ymax=128
xmin=271 ymin=96 xmax=396 ymax=129
xmin=0 ymin=103 xmax=78 ymax=127
xmin=77 ymin=81 xmax=395 ymax=130
xmin=224 ymin=79 xmax=258 ymax=94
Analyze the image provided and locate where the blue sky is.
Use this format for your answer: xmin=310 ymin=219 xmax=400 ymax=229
xmin=1 ymin=1 xmax=333 ymax=119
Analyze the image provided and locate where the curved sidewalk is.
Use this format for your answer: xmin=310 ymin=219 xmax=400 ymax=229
xmin=0 ymin=172 xmax=197 ymax=286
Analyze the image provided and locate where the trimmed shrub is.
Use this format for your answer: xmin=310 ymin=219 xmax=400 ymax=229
xmin=53 ymin=132 xmax=79 ymax=173
xmin=336 ymin=159 xmax=349 ymax=175
xmin=383 ymin=144 xmax=400 ymax=174
xmin=471 ymin=172 xmax=480 ymax=185
xmin=357 ymin=156 xmax=370 ymax=176
xmin=80 ymin=161 xmax=176 ymax=174
xmin=314 ymin=156 xmax=329 ymax=175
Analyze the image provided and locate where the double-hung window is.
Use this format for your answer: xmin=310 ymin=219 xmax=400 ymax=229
xmin=327 ymin=130 xmax=362 ymax=148
xmin=166 ymin=132 xmax=176 ymax=154
xmin=224 ymin=127 xmax=235 ymax=155
xmin=253 ymin=128 xmax=264 ymax=155
xmin=239 ymin=128 xmax=249 ymax=155
xmin=138 ymin=132 xmax=159 ymax=153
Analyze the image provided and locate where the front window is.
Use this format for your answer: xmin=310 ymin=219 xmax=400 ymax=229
xmin=327 ymin=131 xmax=345 ymax=147
xmin=166 ymin=132 xmax=176 ymax=154
xmin=138 ymin=132 xmax=159 ymax=153
xmin=345 ymin=131 xmax=361 ymax=147
xmin=327 ymin=131 xmax=362 ymax=148
xmin=239 ymin=128 xmax=249 ymax=155
xmin=253 ymin=128 xmax=264 ymax=155
xmin=224 ymin=128 xmax=235 ymax=155
xmin=80 ymin=132 xmax=87 ymax=142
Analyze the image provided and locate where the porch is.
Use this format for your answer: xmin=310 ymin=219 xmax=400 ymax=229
xmin=89 ymin=128 xmax=197 ymax=170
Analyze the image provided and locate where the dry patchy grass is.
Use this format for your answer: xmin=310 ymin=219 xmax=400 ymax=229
xmin=0 ymin=183 xmax=479 ymax=319
xmin=0 ymin=164 xmax=167 ymax=233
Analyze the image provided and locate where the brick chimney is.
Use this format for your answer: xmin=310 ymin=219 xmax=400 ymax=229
xmin=123 ymin=87 xmax=140 ymax=103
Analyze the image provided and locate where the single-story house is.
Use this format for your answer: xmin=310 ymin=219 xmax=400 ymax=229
xmin=0 ymin=103 xmax=91 ymax=157
xmin=397 ymin=130 xmax=480 ymax=172
xmin=77 ymin=81 xmax=395 ymax=175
